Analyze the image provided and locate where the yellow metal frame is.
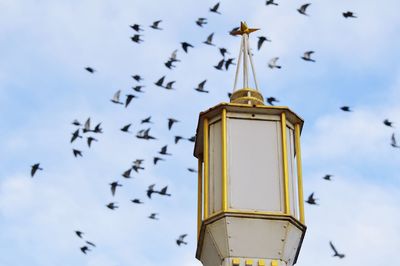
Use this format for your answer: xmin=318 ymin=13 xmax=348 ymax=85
xmin=295 ymin=124 xmax=305 ymax=223
xmin=280 ymin=112 xmax=290 ymax=215
xmin=221 ymin=109 xmax=228 ymax=211
xmin=203 ymin=118 xmax=209 ymax=219
xmin=197 ymin=159 xmax=203 ymax=239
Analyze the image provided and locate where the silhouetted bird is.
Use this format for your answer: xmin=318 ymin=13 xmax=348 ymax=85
xmin=71 ymin=129 xmax=82 ymax=143
xmin=229 ymin=27 xmax=240 ymax=36
xmin=111 ymin=90 xmax=123 ymax=105
xmin=219 ymin=47 xmax=229 ymax=57
xmin=153 ymin=156 xmax=165 ymax=165
xmin=131 ymin=34 xmax=143 ymax=43
xmin=141 ymin=116 xmax=152 ymax=124
xmin=214 ymin=59 xmax=225 ymax=70
xmin=266 ymin=0 xmax=278 ymax=6
xmin=301 ymin=51 xmax=316 ymax=62
xmin=106 ymin=202 xmax=118 ymax=210
xmin=267 ymin=97 xmax=279 ymax=106
xmin=165 ymin=81 xmax=176 ymax=90
xmin=329 ymin=241 xmax=345 ymax=258
xmin=187 ymin=136 xmax=196 ymax=142
xmin=181 ymin=42 xmax=194 ymax=53
xmin=87 ymin=137 xmax=97 ymax=148
xmin=125 ymin=94 xmax=136 ymax=107
xmin=196 ymin=17 xmax=207 ymax=27
xmin=225 ymin=58 xmax=236 ymax=70
xmin=159 ymin=145 xmax=172 ymax=155
xmin=383 ymin=119 xmax=393 ymax=127
xmin=121 ymin=124 xmax=132 ymax=133
xmin=155 ymin=76 xmax=165 ymax=87
xmin=343 ymin=11 xmax=357 ymax=18
xmin=147 ymin=184 xmax=157 ymax=198
xmin=188 ymin=168 xmax=197 ymax=173
xmin=195 ymin=80 xmax=209 ymax=93
xmin=168 ymin=118 xmax=179 ymax=130
xmin=203 ymin=33 xmax=215 ymax=46
xmin=136 ymin=128 xmax=156 ymax=140
xmin=130 ymin=24 xmax=143 ymax=32
xmin=158 ymin=186 xmax=171 ymax=196
xmin=93 ymin=123 xmax=103 ymax=134
xmin=132 ymin=85 xmax=145 ymax=93
xmin=297 ymin=3 xmax=311 ymax=16
xmin=83 ymin=118 xmax=92 ymax=133
xmin=132 ymin=159 xmax=145 ymax=172
xmin=175 ymin=136 xmax=184 ymax=144
xmin=305 ymin=192 xmax=318 ymax=205
xmin=85 ymin=67 xmax=95 ymax=73
xmin=176 ymin=234 xmax=188 ymax=246
xmin=323 ymin=174 xmax=332 ymax=181
xmin=148 ymin=213 xmax=159 ymax=220
xmin=340 ymin=106 xmax=352 ymax=112
xmin=132 ymin=75 xmax=143 ymax=82
xmin=75 ymin=230 xmax=84 ymax=238
xmin=257 ymin=36 xmax=271 ymax=50
xmin=131 ymin=199 xmax=144 ymax=204
xmin=209 ymin=2 xmax=221 ymax=14
xmin=391 ymin=133 xmax=400 ymax=148
xmin=165 ymin=60 xmax=176 ymax=69
xmin=150 ymin=20 xmax=162 ymax=30
xmin=122 ymin=169 xmax=132 ymax=178
xmin=268 ymin=57 xmax=281 ymax=69
xmin=73 ymin=149 xmax=82 ymax=157
xmin=86 ymin=241 xmax=96 ymax=247
xmin=72 ymin=119 xmax=81 ymax=126
xmin=110 ymin=181 xmax=122 ymax=196
xmin=80 ymin=246 xmax=90 ymax=254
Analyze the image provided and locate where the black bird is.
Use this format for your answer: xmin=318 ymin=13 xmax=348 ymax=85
xmin=257 ymin=36 xmax=271 ymax=50
xmin=125 ymin=94 xmax=136 ymax=108
xmin=85 ymin=67 xmax=95 ymax=73
xmin=132 ymin=75 xmax=143 ymax=82
xmin=71 ymin=129 xmax=82 ymax=143
xmin=141 ymin=116 xmax=153 ymax=124
xmin=86 ymin=241 xmax=96 ymax=247
xmin=188 ymin=168 xmax=197 ymax=173
xmin=155 ymin=76 xmax=165 ymax=87
xmin=195 ymin=80 xmax=209 ymax=93
xmin=323 ymin=174 xmax=332 ymax=181
xmin=132 ymin=165 xmax=144 ymax=173
xmin=196 ymin=18 xmax=207 ymax=27
xmin=214 ymin=59 xmax=225 ymax=70
xmin=130 ymin=24 xmax=143 ymax=32
xmin=73 ymin=149 xmax=82 ymax=157
xmin=93 ymin=123 xmax=103 ymax=134
xmin=153 ymin=156 xmax=165 ymax=165
xmin=165 ymin=60 xmax=176 ymax=70
xmin=110 ymin=181 xmax=122 ymax=196
xmin=181 ymin=42 xmax=194 ymax=53
xmin=72 ymin=119 xmax=81 ymax=126
xmin=175 ymin=136 xmax=184 ymax=144
xmin=165 ymin=81 xmax=176 ymax=90
xmin=305 ymin=192 xmax=318 ymax=205
xmin=75 ymin=230 xmax=84 ymax=238
xmin=229 ymin=27 xmax=240 ymax=36
xmin=266 ymin=0 xmax=278 ymax=6
xmin=203 ymin=33 xmax=215 ymax=46
xmin=187 ymin=136 xmax=196 ymax=142
xmin=209 ymin=2 xmax=221 ymax=14
xmin=87 ymin=137 xmax=97 ymax=148
xmin=80 ymin=246 xmax=90 ymax=254
xmin=132 ymin=85 xmax=145 ymax=93
xmin=329 ymin=241 xmax=345 ymax=258
xmin=132 ymin=159 xmax=145 ymax=172
xmin=150 ymin=20 xmax=162 ymax=30
xmin=297 ymin=3 xmax=311 ymax=16
xmin=147 ymin=184 xmax=157 ymax=198
xmin=228 ymin=92 xmax=232 ymax=98
xmin=122 ymin=169 xmax=132 ymax=178
xmin=111 ymin=90 xmax=123 ymax=105
xmin=225 ymin=58 xmax=236 ymax=70
xmin=383 ymin=119 xmax=394 ymax=127
xmin=340 ymin=106 xmax=352 ymax=112
xmin=343 ymin=11 xmax=357 ymax=18
xmin=121 ymin=124 xmax=132 ymax=133
xmin=106 ymin=202 xmax=118 ymax=210
xmin=158 ymin=186 xmax=171 ymax=196
xmin=131 ymin=34 xmax=143 ymax=43
xmin=268 ymin=57 xmax=281 ymax=69
xmin=136 ymin=128 xmax=156 ymax=140
xmin=168 ymin=118 xmax=179 ymax=130
xmin=131 ymin=199 xmax=144 ymax=204
xmin=267 ymin=97 xmax=279 ymax=106
xmin=301 ymin=51 xmax=316 ymax=62
xmin=391 ymin=133 xmax=400 ymax=148
xmin=148 ymin=213 xmax=159 ymax=220
xmin=159 ymin=145 xmax=172 ymax=155
xmin=219 ymin=47 xmax=229 ymax=57
xmin=83 ymin=118 xmax=92 ymax=133
xmin=176 ymin=234 xmax=188 ymax=246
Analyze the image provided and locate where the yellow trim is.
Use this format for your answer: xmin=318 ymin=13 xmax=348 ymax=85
xmin=197 ymin=159 xmax=202 ymax=239
xmin=221 ymin=108 xmax=228 ymax=211
xmin=271 ymin=260 xmax=278 ymax=266
xmin=295 ymin=123 xmax=305 ymax=224
xmin=281 ymin=112 xmax=290 ymax=214
xmin=232 ymin=258 xmax=240 ymax=266
xmin=245 ymin=259 xmax=254 ymax=266
xmin=258 ymin=259 xmax=266 ymax=266
xmin=203 ymin=118 xmax=209 ymax=219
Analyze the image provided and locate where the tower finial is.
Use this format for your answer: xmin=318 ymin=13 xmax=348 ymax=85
xmin=230 ymin=22 xmax=264 ymax=105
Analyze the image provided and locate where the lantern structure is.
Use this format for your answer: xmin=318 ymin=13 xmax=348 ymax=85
xmin=194 ymin=22 xmax=306 ymax=266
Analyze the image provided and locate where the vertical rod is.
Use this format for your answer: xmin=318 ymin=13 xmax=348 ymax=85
xmin=197 ymin=158 xmax=203 ymax=239
xmin=243 ymin=35 xmax=249 ymax=88
xmin=281 ymin=112 xmax=290 ymax=214
xmin=233 ymin=38 xmax=243 ymax=92
xmin=247 ymin=37 xmax=259 ymax=91
xmin=203 ymin=118 xmax=209 ymax=219
xmin=295 ymin=124 xmax=305 ymax=224
xmin=221 ymin=109 xmax=228 ymax=211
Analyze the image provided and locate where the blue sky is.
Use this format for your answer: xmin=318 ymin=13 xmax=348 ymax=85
xmin=0 ymin=0 xmax=400 ymax=266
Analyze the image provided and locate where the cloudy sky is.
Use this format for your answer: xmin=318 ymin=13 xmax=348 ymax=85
xmin=0 ymin=0 xmax=399 ymax=266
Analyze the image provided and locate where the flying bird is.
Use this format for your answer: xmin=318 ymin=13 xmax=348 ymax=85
xmin=383 ymin=119 xmax=393 ymax=127
xmin=209 ymin=2 xmax=221 ymax=14
xmin=125 ymin=94 xmax=136 ymax=108
xmin=85 ymin=67 xmax=95 ymax=73
xmin=153 ymin=156 xmax=165 ymax=165
xmin=150 ymin=20 xmax=162 ymax=30
xmin=131 ymin=199 xmax=144 ymax=204
xmin=340 ymin=106 xmax=352 ymax=112
xmin=203 ymin=33 xmax=215 ymax=46
xmin=132 ymin=75 xmax=143 ymax=82
xmin=71 ymin=129 xmax=82 ymax=143
xmin=136 ymin=128 xmax=156 ymax=140
xmin=80 ymin=246 xmax=90 ymax=254
xmin=159 ymin=145 xmax=172 ymax=155
xmin=214 ymin=59 xmax=225 ymax=70
xmin=148 ymin=213 xmax=159 ymax=220
xmin=111 ymin=90 xmax=123 ymax=105
xmin=72 ymin=119 xmax=81 ymax=126
xmin=147 ymin=184 xmax=157 ymax=198
xmin=73 ymin=149 xmax=82 ymax=157
xmin=155 ymin=76 xmax=165 ymax=87
xmin=141 ymin=116 xmax=153 ymax=124
xmin=122 ymin=169 xmax=132 ymax=178
xmin=267 ymin=97 xmax=279 ymax=106
xmin=106 ymin=202 xmax=118 ymax=210
xmin=329 ymin=241 xmax=345 ymax=258
xmin=86 ymin=241 xmax=96 ymax=247
xmin=301 ymin=51 xmax=316 ymax=62
xmin=219 ymin=47 xmax=229 ymax=57
xmin=343 ymin=11 xmax=357 ymax=18
xmin=181 ymin=42 xmax=194 ymax=53
xmin=165 ymin=60 xmax=176 ymax=70
xmin=164 ymin=81 xmax=176 ymax=90
xmin=257 ymin=36 xmax=271 ymax=50
xmin=131 ymin=34 xmax=143 ymax=43
xmin=93 ymin=123 xmax=103 ymax=134
xmin=188 ymin=168 xmax=197 ymax=173
xmin=176 ymin=234 xmax=188 ymax=246
xmin=75 ymin=230 xmax=84 ymax=238
xmin=305 ymin=192 xmax=318 ymax=205
xmin=195 ymin=80 xmax=209 ymax=93
xmin=120 ymin=124 xmax=132 ymax=133
xmin=297 ymin=3 xmax=311 ymax=16
xmin=168 ymin=118 xmax=179 ymax=130
xmin=175 ymin=136 xmax=184 ymax=144
xmin=132 ymin=85 xmax=145 ymax=93
xmin=187 ymin=136 xmax=196 ymax=142
xmin=87 ymin=136 xmax=97 ymax=148
xmin=158 ymin=186 xmax=171 ymax=196
xmin=268 ymin=57 xmax=282 ymax=69
xmin=130 ymin=24 xmax=143 ymax=32
xmin=132 ymin=159 xmax=145 ymax=172
xmin=110 ymin=181 xmax=122 ymax=196
xmin=391 ymin=133 xmax=400 ymax=148
xmin=229 ymin=27 xmax=240 ymax=36
xmin=225 ymin=58 xmax=236 ymax=70
xmin=323 ymin=174 xmax=332 ymax=181
xmin=266 ymin=0 xmax=278 ymax=6
xmin=83 ymin=118 xmax=91 ymax=133
xmin=196 ymin=17 xmax=207 ymax=27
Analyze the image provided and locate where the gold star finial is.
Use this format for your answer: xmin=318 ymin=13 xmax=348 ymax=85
xmin=232 ymin=21 xmax=259 ymax=36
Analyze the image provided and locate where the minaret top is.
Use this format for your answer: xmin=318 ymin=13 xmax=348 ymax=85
xmin=230 ymin=22 xmax=264 ymax=106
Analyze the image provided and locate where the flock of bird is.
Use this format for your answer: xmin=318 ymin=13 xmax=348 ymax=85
xmin=26 ymin=0 xmax=399 ymax=262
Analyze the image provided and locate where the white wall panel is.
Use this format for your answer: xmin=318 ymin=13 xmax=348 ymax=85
xmin=209 ymin=121 xmax=222 ymax=214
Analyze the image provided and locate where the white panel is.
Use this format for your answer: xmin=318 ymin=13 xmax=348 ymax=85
xmin=200 ymin=228 xmax=222 ymax=266
xmin=286 ymin=127 xmax=299 ymax=219
xmin=228 ymin=118 xmax=283 ymax=212
xmin=282 ymin=222 xmax=303 ymax=266
xmin=208 ymin=218 xmax=229 ymax=257
xmin=209 ymin=121 xmax=222 ymax=214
